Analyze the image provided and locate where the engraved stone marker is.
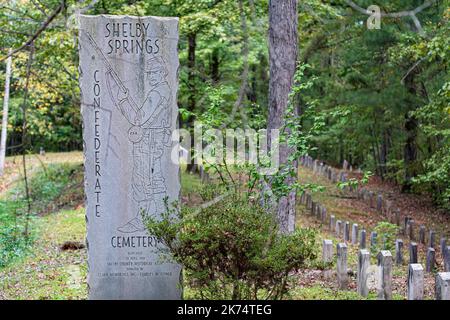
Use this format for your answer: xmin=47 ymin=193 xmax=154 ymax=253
xmin=419 ymin=225 xmax=426 ymax=244
xmin=366 ymin=265 xmax=379 ymax=290
xmin=322 ymin=239 xmax=333 ymax=263
xmin=377 ymin=250 xmax=393 ymax=300
xmin=360 ymin=229 xmax=366 ymax=249
xmin=79 ymin=15 xmax=181 ymax=299
xmin=429 ymin=230 xmax=436 ymax=248
xmin=395 ymin=239 xmax=403 ymax=266
xmin=407 ymin=263 xmax=424 ymax=300
xmin=337 ymin=243 xmax=348 ymax=289
xmin=426 ymin=247 xmax=435 ymax=272
xmin=357 ymin=249 xmax=370 ymax=297
xmin=344 ymin=221 xmax=350 ymax=242
xmin=351 ymin=223 xmax=358 ymax=245
xmin=436 ymin=272 xmax=450 ymax=300
xmin=445 ymin=246 xmax=450 ymax=272
xmin=410 ymin=242 xmax=418 ymax=264
xmin=330 ymin=215 xmax=335 ymax=231
xmin=370 ymin=231 xmax=377 ymax=248
xmin=336 ymin=220 xmax=342 ymax=237
xmin=440 ymin=237 xmax=447 ymax=257
xmin=321 ymin=206 xmax=327 ymax=222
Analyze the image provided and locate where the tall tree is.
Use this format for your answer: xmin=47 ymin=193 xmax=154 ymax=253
xmin=0 ymin=49 xmax=12 ymax=176
xmin=268 ymin=0 xmax=298 ymax=233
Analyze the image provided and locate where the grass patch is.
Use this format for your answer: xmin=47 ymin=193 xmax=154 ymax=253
xmin=0 ymin=209 xmax=87 ymax=300
xmin=291 ymin=285 xmax=372 ymax=300
xmin=0 ymin=162 xmax=83 ymax=268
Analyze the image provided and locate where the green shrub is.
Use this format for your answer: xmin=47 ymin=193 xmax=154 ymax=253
xmin=145 ymin=192 xmax=318 ymax=300
xmin=373 ymin=221 xmax=399 ymax=254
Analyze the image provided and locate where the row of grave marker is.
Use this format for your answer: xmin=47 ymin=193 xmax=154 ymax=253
xmin=301 ymin=190 xmax=450 ymax=272
xmin=299 ymin=156 xmax=450 ymax=299
xmin=300 ymin=156 xmax=448 ymax=238
xmin=299 ymin=156 xmax=450 ymax=268
xmin=322 ymin=240 xmax=450 ymax=300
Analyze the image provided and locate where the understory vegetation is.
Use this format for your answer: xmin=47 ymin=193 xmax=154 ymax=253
xmin=0 ymin=162 xmax=83 ymax=267
xmin=147 ymin=190 xmax=318 ymax=300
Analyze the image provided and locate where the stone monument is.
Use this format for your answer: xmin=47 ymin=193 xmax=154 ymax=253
xmin=79 ymin=15 xmax=181 ymax=299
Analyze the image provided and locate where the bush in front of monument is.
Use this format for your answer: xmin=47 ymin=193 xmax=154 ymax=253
xmin=145 ymin=192 xmax=318 ymax=300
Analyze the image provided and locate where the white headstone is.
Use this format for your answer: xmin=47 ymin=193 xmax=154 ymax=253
xmin=79 ymin=15 xmax=181 ymax=299
xmin=407 ymin=263 xmax=424 ymax=300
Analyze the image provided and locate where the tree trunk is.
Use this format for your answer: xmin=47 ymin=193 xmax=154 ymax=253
xmin=403 ymin=113 xmax=418 ymax=192
xmin=268 ymin=0 xmax=298 ymax=234
xmin=380 ymin=129 xmax=390 ymax=179
xmin=0 ymin=49 xmax=12 ymax=176
xmin=402 ymin=69 xmax=419 ymax=192
xmin=186 ymin=33 xmax=198 ymax=174
xmin=211 ymin=47 xmax=220 ymax=84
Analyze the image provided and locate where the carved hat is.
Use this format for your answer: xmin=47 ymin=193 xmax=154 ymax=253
xmin=145 ymin=56 xmax=168 ymax=76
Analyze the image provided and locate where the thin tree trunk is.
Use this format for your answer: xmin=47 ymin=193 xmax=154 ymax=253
xmin=211 ymin=48 xmax=219 ymax=84
xmin=403 ymin=113 xmax=418 ymax=192
xmin=402 ymin=69 xmax=420 ymax=192
xmin=0 ymin=49 xmax=12 ymax=175
xmin=186 ymin=32 xmax=198 ymax=174
xmin=380 ymin=129 xmax=390 ymax=179
xmin=21 ymin=44 xmax=34 ymax=239
xmin=268 ymin=0 xmax=298 ymax=234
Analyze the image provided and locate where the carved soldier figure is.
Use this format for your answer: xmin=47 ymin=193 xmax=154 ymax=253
xmin=106 ymin=56 xmax=172 ymax=233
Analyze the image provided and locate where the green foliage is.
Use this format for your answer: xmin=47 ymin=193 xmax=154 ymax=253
xmin=411 ymin=81 xmax=450 ymax=209
xmin=0 ymin=162 xmax=80 ymax=267
xmin=253 ymin=64 xmax=326 ymax=202
xmin=298 ymin=0 xmax=449 ymax=207
xmin=373 ymin=221 xmax=399 ymax=253
xmin=145 ymin=192 xmax=318 ymax=299
xmin=0 ymin=210 xmax=34 ymax=268
xmin=1 ymin=0 xmax=448 ymax=209
xmin=337 ymin=171 xmax=373 ymax=191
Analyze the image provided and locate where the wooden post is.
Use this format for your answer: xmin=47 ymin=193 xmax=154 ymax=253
xmin=395 ymin=239 xmax=403 ymax=265
xmin=435 ymin=272 xmax=450 ymax=300
xmin=407 ymin=264 xmax=424 ymax=300
xmin=360 ymin=229 xmax=366 ymax=249
xmin=351 ymin=223 xmax=358 ymax=245
xmin=357 ymin=249 xmax=370 ymax=297
xmin=377 ymin=250 xmax=393 ymax=300
xmin=409 ymin=242 xmax=418 ymax=264
xmin=426 ymin=247 xmax=435 ymax=273
xmin=337 ymin=243 xmax=348 ymax=289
